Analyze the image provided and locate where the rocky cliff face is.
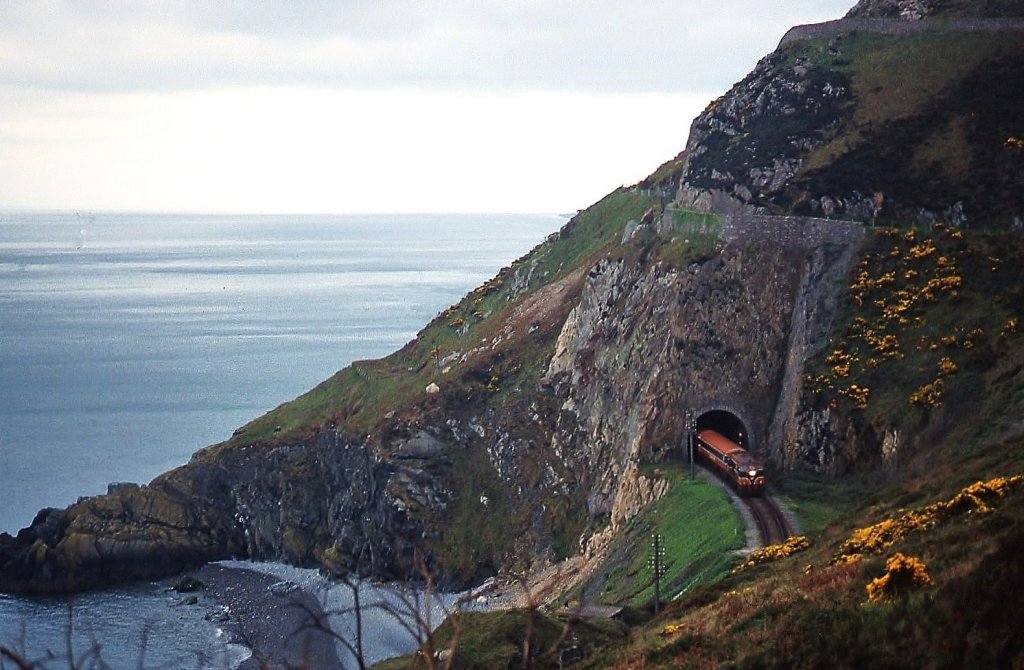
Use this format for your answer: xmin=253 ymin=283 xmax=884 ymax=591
xmin=0 ymin=428 xmax=424 ymax=592
xmin=676 ymin=48 xmax=852 ymax=216
xmin=674 ymin=10 xmax=1024 ymax=229
xmin=541 ymin=241 xmax=828 ymax=520
xmin=0 ymin=482 xmax=242 ymax=593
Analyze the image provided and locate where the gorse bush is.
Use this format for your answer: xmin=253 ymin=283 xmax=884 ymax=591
xmin=734 ymin=536 xmax=811 ymax=573
xmin=805 ymin=224 xmax=1024 ymax=435
xmin=865 ymin=552 xmax=932 ymax=602
xmin=834 ymin=475 xmax=1023 ymax=562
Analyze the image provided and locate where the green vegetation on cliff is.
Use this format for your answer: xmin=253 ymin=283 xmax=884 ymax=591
xmin=804 ymin=225 xmax=1024 ymax=467
xmin=230 ymin=189 xmax=659 ymax=447
xmin=598 ymin=464 xmax=1024 ymax=669
xmin=583 ymin=466 xmax=743 ymax=607
xmin=792 ymin=31 xmax=1024 ymax=226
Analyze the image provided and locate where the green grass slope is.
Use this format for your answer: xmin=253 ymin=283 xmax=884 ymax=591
xmin=788 ymin=30 xmax=1024 ymax=228
xmin=221 ymin=188 xmax=659 ymax=448
xmin=580 ymin=464 xmax=743 ymax=609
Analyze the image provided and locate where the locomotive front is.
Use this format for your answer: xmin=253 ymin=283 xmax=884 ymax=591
xmin=733 ymin=451 xmax=765 ymax=495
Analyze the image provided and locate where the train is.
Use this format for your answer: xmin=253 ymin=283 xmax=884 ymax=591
xmin=695 ymin=429 xmax=765 ymax=496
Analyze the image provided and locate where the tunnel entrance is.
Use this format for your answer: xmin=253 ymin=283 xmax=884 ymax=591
xmin=695 ymin=409 xmax=751 ymax=450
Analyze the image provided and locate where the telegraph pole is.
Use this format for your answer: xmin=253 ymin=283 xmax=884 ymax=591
xmin=649 ymin=532 xmax=667 ymax=615
xmin=685 ymin=409 xmax=695 ymax=480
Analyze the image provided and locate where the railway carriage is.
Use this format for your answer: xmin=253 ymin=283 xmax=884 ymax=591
xmin=695 ymin=429 xmax=765 ymax=496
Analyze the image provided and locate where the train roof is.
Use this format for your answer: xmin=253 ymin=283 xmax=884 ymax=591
xmin=697 ymin=429 xmax=761 ymax=467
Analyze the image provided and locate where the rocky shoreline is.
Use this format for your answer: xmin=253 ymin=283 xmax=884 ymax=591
xmin=172 ymin=563 xmax=343 ymax=670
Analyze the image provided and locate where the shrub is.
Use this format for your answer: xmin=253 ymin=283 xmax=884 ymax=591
xmin=865 ymin=552 xmax=932 ymax=602
xmin=734 ymin=535 xmax=810 ymax=572
xmin=834 ymin=475 xmax=1022 ymax=561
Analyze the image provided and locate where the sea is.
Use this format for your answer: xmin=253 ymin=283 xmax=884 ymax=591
xmin=0 ymin=211 xmax=562 ymax=668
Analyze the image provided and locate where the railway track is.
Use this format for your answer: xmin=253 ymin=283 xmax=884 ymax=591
xmin=692 ymin=462 xmax=795 ymax=547
xmin=744 ymin=495 xmax=792 ymax=546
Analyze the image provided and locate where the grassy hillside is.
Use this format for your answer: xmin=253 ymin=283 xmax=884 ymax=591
xmin=223 ymin=189 xmax=659 ymax=447
xmin=786 ymin=30 xmax=1024 ymax=227
xmin=577 ymin=464 xmax=743 ymax=608
xmin=803 ymin=225 xmax=1024 ymax=467
xmin=592 ymin=470 xmax=1024 ymax=669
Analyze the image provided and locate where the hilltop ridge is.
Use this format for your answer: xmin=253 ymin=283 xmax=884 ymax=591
xmin=664 ymin=4 xmax=1024 ymax=228
xmin=845 ymin=0 xmax=1024 ymax=18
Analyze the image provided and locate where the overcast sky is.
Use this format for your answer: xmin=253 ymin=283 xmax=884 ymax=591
xmin=0 ymin=1 xmax=854 ymax=214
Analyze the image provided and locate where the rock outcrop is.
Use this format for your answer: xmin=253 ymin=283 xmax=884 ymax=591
xmin=542 ymin=243 xmax=815 ymax=520
xmin=674 ymin=9 xmax=1024 ymax=229
xmin=0 ymin=484 xmax=242 ymax=593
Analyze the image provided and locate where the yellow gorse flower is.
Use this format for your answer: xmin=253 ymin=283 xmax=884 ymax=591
xmin=734 ymin=535 xmax=810 ymax=572
xmin=865 ymin=552 xmax=932 ymax=602
xmin=834 ymin=476 xmax=1022 ymax=563
xmin=661 ymin=623 xmax=686 ymax=636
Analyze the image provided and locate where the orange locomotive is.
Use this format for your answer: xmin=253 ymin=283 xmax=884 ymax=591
xmin=695 ymin=429 xmax=765 ymax=496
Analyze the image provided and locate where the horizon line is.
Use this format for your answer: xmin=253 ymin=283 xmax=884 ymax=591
xmin=0 ymin=207 xmax=574 ymax=218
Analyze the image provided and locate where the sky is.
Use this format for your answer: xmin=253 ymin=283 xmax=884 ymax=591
xmin=0 ymin=1 xmax=855 ymax=215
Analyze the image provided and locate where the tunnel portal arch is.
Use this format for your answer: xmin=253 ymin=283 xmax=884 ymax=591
xmin=694 ymin=408 xmax=752 ymax=451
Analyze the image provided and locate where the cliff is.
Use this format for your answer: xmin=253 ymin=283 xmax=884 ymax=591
xmin=3 ymin=0 xmax=1024 ymax=597
xmin=671 ymin=4 xmax=1024 ymax=228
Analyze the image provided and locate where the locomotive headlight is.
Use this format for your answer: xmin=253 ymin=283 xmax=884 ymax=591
xmin=749 ymin=470 xmax=758 ymax=477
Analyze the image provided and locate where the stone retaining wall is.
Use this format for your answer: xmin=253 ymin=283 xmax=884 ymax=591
xmin=720 ymin=213 xmax=865 ymax=251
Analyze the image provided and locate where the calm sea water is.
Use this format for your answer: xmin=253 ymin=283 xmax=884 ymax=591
xmin=0 ymin=211 xmax=561 ymax=667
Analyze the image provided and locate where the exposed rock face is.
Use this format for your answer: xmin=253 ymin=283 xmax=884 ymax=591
xmin=0 ymin=485 xmax=242 ymax=593
xmin=768 ymin=240 xmax=864 ymax=467
xmin=0 ymin=425 xmax=449 ymax=592
xmin=846 ymin=0 xmax=936 ymax=19
xmin=676 ymin=47 xmax=851 ymax=216
xmin=846 ymin=0 xmax=1024 ymax=18
xmin=541 ymin=239 xmax=849 ymax=522
xmin=676 ymin=12 xmax=1024 ymax=229
xmin=191 ymin=428 xmax=432 ymax=578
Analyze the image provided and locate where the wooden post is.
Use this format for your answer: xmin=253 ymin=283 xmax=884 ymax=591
xmin=649 ymin=533 xmax=666 ymax=615
xmin=686 ymin=409 xmax=695 ymax=480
